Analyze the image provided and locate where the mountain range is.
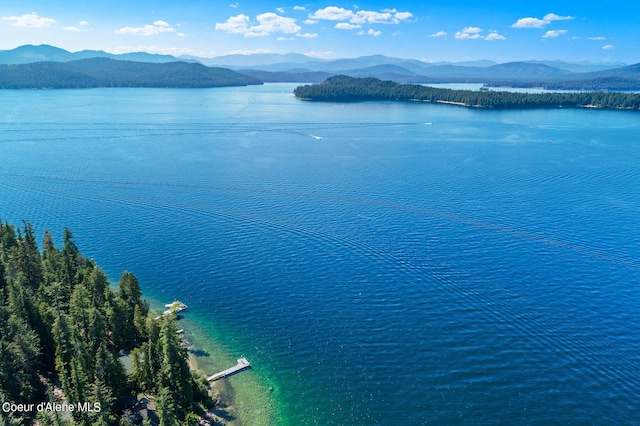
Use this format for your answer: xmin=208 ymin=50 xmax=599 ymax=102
xmin=0 ymin=57 xmax=261 ymax=89
xmin=0 ymin=44 xmax=638 ymax=90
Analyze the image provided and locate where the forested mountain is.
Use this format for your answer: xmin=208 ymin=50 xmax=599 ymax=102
xmin=1 ymin=44 xmax=637 ymax=90
xmin=0 ymin=58 xmax=262 ymax=89
xmin=294 ymin=75 xmax=640 ymax=110
xmin=0 ymin=221 xmax=212 ymax=425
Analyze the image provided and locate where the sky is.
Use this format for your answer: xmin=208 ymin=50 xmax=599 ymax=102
xmin=1 ymin=0 xmax=639 ymax=63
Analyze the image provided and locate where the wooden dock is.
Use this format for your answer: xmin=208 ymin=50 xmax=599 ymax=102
xmin=154 ymin=301 xmax=188 ymax=320
xmin=207 ymin=357 xmax=251 ymax=381
xmin=163 ymin=301 xmax=188 ymax=316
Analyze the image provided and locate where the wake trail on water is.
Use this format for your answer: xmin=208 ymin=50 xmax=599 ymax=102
xmin=4 ymin=171 xmax=637 ymax=270
xmin=0 ymin=121 xmax=431 ymax=144
xmin=3 ymin=173 xmax=640 ymax=402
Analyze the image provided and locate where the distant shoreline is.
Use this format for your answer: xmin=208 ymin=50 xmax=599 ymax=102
xmin=294 ymin=75 xmax=640 ymax=111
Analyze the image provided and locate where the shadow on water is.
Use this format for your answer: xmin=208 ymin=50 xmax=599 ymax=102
xmin=209 ymin=408 xmax=236 ymax=423
xmin=188 ymin=348 xmax=211 ymax=357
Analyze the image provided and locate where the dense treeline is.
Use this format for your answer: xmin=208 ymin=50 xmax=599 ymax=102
xmin=0 ymin=58 xmax=263 ymax=89
xmin=0 ymin=221 xmax=211 ymax=425
xmin=486 ymin=77 xmax=640 ymax=91
xmin=294 ymin=75 xmax=640 ymax=110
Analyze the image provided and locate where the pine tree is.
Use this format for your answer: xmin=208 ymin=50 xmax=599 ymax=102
xmin=157 ymin=386 xmax=179 ymax=426
xmin=53 ymin=313 xmax=74 ymax=403
xmin=159 ymin=315 xmax=193 ymax=418
xmin=87 ymin=379 xmax=116 ymax=426
xmin=10 ymin=221 xmax=43 ymax=291
xmin=118 ymin=271 xmax=147 ymax=347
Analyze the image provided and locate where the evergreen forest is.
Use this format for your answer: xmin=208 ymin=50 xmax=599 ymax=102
xmin=0 ymin=58 xmax=262 ymax=89
xmin=0 ymin=221 xmax=212 ymax=425
xmin=294 ymin=75 xmax=640 ymax=110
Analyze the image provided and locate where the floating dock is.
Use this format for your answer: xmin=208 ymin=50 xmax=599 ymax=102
xmin=154 ymin=301 xmax=188 ymax=320
xmin=207 ymin=357 xmax=251 ymax=381
xmin=163 ymin=301 xmax=188 ymax=316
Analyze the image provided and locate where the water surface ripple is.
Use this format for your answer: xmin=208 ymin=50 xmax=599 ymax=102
xmin=1 ymin=85 xmax=639 ymax=425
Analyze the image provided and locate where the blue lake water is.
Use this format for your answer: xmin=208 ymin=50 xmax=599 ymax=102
xmin=1 ymin=84 xmax=640 ymax=424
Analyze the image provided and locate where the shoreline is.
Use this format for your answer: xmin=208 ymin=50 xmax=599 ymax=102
xmin=148 ymin=300 xmax=281 ymax=426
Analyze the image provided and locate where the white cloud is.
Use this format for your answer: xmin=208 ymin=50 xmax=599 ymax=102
xmin=2 ymin=12 xmax=56 ymax=28
xmin=368 ymin=29 xmax=382 ymax=36
xmin=542 ymin=29 xmax=568 ymax=39
xmin=543 ymin=13 xmax=574 ymax=21
xmin=305 ymin=19 xmax=319 ymax=25
xmin=215 ymin=13 xmax=301 ymax=37
xmin=429 ymin=30 xmax=447 ymax=38
xmin=215 ymin=14 xmax=250 ymax=34
xmin=305 ymin=50 xmax=334 ymax=59
xmin=63 ymin=26 xmax=88 ymax=32
xmin=351 ymin=10 xmax=393 ymax=24
xmin=602 ymin=44 xmax=614 ymax=50
xmin=229 ymin=3 xmax=239 ymax=8
xmin=277 ymin=8 xmax=285 ymax=14
xmin=455 ymin=27 xmax=482 ymax=40
xmin=309 ymin=6 xmax=412 ymax=25
xmin=335 ymin=22 xmax=361 ymax=30
xmin=115 ymin=21 xmax=176 ymax=36
xmin=309 ymin=6 xmax=354 ymax=21
xmin=589 ymin=36 xmax=606 ymax=40
xmin=293 ymin=6 xmax=306 ymax=11
xmin=224 ymin=48 xmax=273 ymax=55
xmin=351 ymin=10 xmax=412 ymax=24
xmin=253 ymin=12 xmax=300 ymax=35
xmin=297 ymin=32 xmax=318 ymax=38
xmin=511 ymin=12 xmax=574 ymax=28
xmin=109 ymin=45 xmax=203 ymax=57
xmin=394 ymin=12 xmax=414 ymax=21
xmin=510 ymin=17 xmax=548 ymax=28
xmin=485 ymin=32 xmax=505 ymax=41
xmin=177 ymin=32 xmax=186 ymax=37
xmin=63 ymin=20 xmax=90 ymax=32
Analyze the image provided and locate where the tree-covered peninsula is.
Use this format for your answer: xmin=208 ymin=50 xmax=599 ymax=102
xmin=0 ymin=58 xmax=262 ymax=89
xmin=294 ymin=75 xmax=640 ymax=110
xmin=0 ymin=221 xmax=212 ymax=425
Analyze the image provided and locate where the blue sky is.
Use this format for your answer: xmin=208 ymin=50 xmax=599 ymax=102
xmin=1 ymin=0 xmax=639 ymax=63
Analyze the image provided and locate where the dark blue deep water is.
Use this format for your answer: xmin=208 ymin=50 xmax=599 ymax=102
xmin=2 ymin=84 xmax=640 ymax=424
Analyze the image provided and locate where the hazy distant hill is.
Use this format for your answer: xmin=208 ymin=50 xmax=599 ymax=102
xmin=486 ymin=63 xmax=640 ymax=90
xmin=238 ymin=62 xmax=574 ymax=84
xmin=191 ymin=52 xmax=324 ymax=68
xmin=0 ymin=44 xmax=194 ymax=65
xmin=526 ymin=60 xmax=628 ymax=74
xmin=575 ymin=63 xmax=640 ymax=81
xmin=237 ymin=69 xmax=332 ymax=83
xmin=1 ymin=44 xmax=637 ymax=90
xmin=0 ymin=58 xmax=262 ymax=89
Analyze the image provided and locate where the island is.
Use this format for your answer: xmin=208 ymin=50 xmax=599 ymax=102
xmin=0 ymin=221 xmax=216 ymax=425
xmin=294 ymin=75 xmax=640 ymax=110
